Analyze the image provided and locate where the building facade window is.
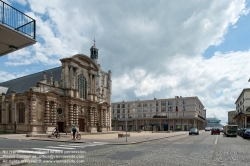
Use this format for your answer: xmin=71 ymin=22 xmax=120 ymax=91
xmin=78 ymin=74 xmax=87 ymax=99
xmin=161 ymin=101 xmax=166 ymax=106
xmin=18 ymin=103 xmax=25 ymax=123
xmin=117 ymin=104 xmax=120 ymax=108
xmin=117 ymin=109 xmax=120 ymax=113
xmin=161 ymin=107 xmax=166 ymax=112
xmin=122 ymin=104 xmax=125 ymax=108
xmin=8 ymin=104 xmax=11 ymax=124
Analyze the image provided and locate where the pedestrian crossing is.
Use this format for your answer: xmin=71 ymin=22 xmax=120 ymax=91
xmin=22 ymin=142 xmax=108 ymax=154
xmin=0 ymin=142 xmax=109 ymax=164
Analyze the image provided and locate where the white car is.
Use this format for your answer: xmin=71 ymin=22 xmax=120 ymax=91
xmin=205 ymin=127 xmax=211 ymax=131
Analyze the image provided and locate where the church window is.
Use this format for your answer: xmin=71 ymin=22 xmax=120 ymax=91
xmin=18 ymin=103 xmax=25 ymax=123
xmin=8 ymin=104 xmax=11 ymax=123
xmin=78 ymin=74 xmax=87 ymax=99
xmin=57 ymin=108 xmax=62 ymax=115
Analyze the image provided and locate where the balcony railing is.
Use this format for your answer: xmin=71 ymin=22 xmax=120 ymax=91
xmin=0 ymin=0 xmax=36 ymax=39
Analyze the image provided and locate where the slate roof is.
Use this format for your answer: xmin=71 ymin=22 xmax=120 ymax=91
xmin=0 ymin=66 xmax=62 ymax=95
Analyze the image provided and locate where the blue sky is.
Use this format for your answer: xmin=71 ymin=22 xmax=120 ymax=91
xmin=1 ymin=0 xmax=250 ymax=125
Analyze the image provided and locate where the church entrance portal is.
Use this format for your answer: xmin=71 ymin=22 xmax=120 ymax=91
xmin=78 ymin=119 xmax=85 ymax=132
xmin=57 ymin=122 xmax=64 ymax=132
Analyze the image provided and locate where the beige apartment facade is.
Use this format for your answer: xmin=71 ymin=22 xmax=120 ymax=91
xmin=111 ymin=96 xmax=206 ymax=131
xmin=235 ymin=88 xmax=250 ymax=128
xmin=0 ymin=44 xmax=112 ymax=134
xmin=228 ymin=110 xmax=236 ymax=125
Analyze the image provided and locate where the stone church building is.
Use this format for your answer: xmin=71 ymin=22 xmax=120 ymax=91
xmin=0 ymin=44 xmax=112 ymax=134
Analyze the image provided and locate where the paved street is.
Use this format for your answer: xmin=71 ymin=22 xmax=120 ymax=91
xmin=1 ymin=131 xmax=250 ymax=166
xmin=82 ymin=132 xmax=250 ymax=166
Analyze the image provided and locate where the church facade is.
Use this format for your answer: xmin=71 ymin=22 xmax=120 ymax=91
xmin=0 ymin=44 xmax=112 ymax=134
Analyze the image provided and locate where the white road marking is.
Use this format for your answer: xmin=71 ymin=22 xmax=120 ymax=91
xmin=215 ymin=135 xmax=218 ymax=144
xmin=93 ymin=142 xmax=108 ymax=144
xmin=58 ymin=145 xmax=87 ymax=148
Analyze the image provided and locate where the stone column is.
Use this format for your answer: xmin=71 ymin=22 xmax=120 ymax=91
xmin=74 ymin=105 xmax=79 ymax=126
xmin=65 ymin=64 xmax=69 ymax=88
xmin=11 ymin=92 xmax=15 ymax=124
xmin=69 ymin=104 xmax=73 ymax=125
xmin=69 ymin=66 xmax=73 ymax=89
xmin=45 ymin=100 xmax=50 ymax=125
xmin=89 ymin=74 xmax=92 ymax=94
xmin=53 ymin=102 xmax=57 ymax=125
xmin=29 ymin=94 xmax=36 ymax=125
xmin=1 ymin=93 xmax=6 ymax=124
xmin=75 ymin=68 xmax=79 ymax=90
xmin=88 ymin=107 xmax=92 ymax=126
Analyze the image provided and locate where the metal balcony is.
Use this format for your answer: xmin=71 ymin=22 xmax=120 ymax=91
xmin=0 ymin=0 xmax=36 ymax=56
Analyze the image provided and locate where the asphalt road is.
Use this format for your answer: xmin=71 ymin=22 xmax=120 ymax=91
xmin=0 ymin=132 xmax=250 ymax=166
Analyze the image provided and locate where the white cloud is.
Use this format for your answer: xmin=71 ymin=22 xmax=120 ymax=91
xmin=2 ymin=0 xmax=250 ymax=122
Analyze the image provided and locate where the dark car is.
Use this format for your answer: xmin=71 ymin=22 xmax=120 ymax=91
xmin=243 ymin=129 xmax=250 ymax=139
xmin=189 ymin=128 xmax=199 ymax=135
xmin=211 ymin=127 xmax=220 ymax=135
xmin=240 ymin=128 xmax=247 ymax=137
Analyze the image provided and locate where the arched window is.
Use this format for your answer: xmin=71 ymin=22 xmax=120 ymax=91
xmin=8 ymin=104 xmax=11 ymax=124
xmin=18 ymin=103 xmax=25 ymax=123
xmin=78 ymin=74 xmax=87 ymax=99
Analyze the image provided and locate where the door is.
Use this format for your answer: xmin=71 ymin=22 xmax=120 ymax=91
xmin=57 ymin=122 xmax=64 ymax=132
xmin=78 ymin=119 xmax=85 ymax=132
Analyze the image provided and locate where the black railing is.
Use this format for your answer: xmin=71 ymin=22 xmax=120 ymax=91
xmin=198 ymin=115 xmax=206 ymax=121
xmin=0 ymin=0 xmax=35 ymax=39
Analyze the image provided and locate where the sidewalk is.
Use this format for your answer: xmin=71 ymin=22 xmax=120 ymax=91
xmin=0 ymin=130 xmax=198 ymax=145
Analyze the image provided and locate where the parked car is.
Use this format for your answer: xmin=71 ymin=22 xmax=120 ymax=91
xmin=205 ymin=127 xmax=211 ymax=131
xmin=211 ymin=127 xmax=220 ymax=135
xmin=240 ymin=128 xmax=247 ymax=137
xmin=243 ymin=129 xmax=250 ymax=139
xmin=189 ymin=128 xmax=199 ymax=135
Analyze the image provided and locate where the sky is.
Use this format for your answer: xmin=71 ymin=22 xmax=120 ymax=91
xmin=1 ymin=0 xmax=250 ymax=125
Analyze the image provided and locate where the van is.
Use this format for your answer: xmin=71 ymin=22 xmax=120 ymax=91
xmin=223 ymin=125 xmax=238 ymax=137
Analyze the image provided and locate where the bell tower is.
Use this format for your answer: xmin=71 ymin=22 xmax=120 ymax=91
xmin=90 ymin=38 xmax=98 ymax=64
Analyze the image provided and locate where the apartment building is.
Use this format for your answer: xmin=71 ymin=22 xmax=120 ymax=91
xmin=228 ymin=110 xmax=236 ymax=125
xmin=235 ymin=88 xmax=250 ymax=128
xmin=111 ymin=96 xmax=206 ymax=131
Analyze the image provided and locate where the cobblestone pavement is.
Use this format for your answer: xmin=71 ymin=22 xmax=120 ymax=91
xmin=6 ymin=132 xmax=250 ymax=166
